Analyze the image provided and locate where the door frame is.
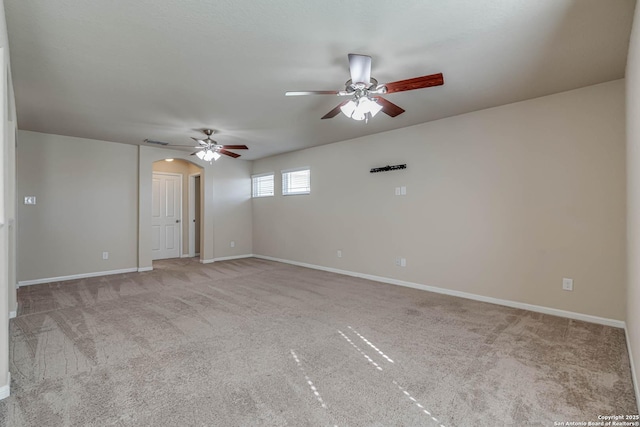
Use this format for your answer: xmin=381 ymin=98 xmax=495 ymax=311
xmin=151 ymin=171 xmax=183 ymax=261
xmin=188 ymin=172 xmax=201 ymax=257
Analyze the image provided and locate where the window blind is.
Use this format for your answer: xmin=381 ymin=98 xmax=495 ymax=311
xmin=282 ymin=168 xmax=310 ymax=195
xmin=252 ymin=173 xmax=274 ymax=197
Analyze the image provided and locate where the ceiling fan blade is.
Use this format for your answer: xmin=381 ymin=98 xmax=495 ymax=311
xmin=383 ymin=73 xmax=444 ymax=94
xmin=374 ymin=97 xmax=405 ymax=117
xmin=286 ymin=90 xmax=340 ymax=96
xmin=163 ymin=144 xmax=198 ymax=148
xmin=191 ymin=137 xmax=209 ymax=146
xmin=321 ymin=100 xmax=349 ymax=120
xmin=219 ymin=149 xmax=241 ymax=158
xmin=147 ymin=143 xmax=200 ymax=151
xmin=219 ymin=145 xmax=248 ymax=150
xmin=348 ymin=53 xmax=372 ymax=84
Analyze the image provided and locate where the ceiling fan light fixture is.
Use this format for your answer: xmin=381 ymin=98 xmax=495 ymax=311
xmin=354 ymin=97 xmax=372 ymax=117
xmin=352 ymin=109 xmax=367 ymax=121
xmin=368 ymin=98 xmax=383 ymax=117
xmin=212 ymin=151 xmax=221 ymax=161
xmin=340 ymin=100 xmax=357 ymax=118
xmin=196 ymin=151 xmax=206 ymax=160
xmin=341 ymin=96 xmax=382 ymax=121
xmin=203 ymin=150 xmax=215 ymax=162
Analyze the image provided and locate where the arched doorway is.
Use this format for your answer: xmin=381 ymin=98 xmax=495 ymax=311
xmin=151 ymin=158 xmax=203 ymax=260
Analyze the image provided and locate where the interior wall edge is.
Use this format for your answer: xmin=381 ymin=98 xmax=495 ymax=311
xmin=625 ymin=325 xmax=640 ymax=411
xmin=253 ymin=254 xmax=626 ymax=328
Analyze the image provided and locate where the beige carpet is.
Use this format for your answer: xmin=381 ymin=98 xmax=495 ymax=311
xmin=0 ymin=257 xmax=635 ymax=426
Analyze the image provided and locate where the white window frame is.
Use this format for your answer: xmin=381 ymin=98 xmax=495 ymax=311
xmin=251 ymin=172 xmax=275 ymax=198
xmin=281 ymin=167 xmax=310 ymax=196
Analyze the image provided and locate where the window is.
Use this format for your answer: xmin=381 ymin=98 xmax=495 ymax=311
xmin=282 ymin=168 xmax=310 ymax=195
xmin=252 ymin=173 xmax=274 ymax=197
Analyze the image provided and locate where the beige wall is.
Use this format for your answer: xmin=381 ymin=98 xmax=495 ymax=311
xmin=211 ymin=157 xmax=253 ymax=259
xmin=152 ymin=159 xmax=202 ymax=255
xmin=626 ymin=0 xmax=640 ymax=404
xmin=16 ymin=136 xmax=253 ymax=278
xmin=253 ymin=80 xmax=626 ymax=321
xmin=16 ymin=131 xmax=139 ymax=281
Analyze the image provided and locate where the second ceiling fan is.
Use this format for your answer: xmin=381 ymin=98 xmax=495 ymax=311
xmin=144 ymin=129 xmax=248 ymax=163
xmin=189 ymin=129 xmax=248 ymax=161
xmin=286 ymin=54 xmax=444 ymax=122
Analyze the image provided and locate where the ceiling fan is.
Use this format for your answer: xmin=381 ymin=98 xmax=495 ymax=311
xmin=144 ymin=129 xmax=248 ymax=163
xmin=286 ymin=54 xmax=444 ymax=122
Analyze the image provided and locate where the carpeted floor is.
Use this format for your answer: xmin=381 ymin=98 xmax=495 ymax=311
xmin=0 ymin=257 xmax=635 ymax=426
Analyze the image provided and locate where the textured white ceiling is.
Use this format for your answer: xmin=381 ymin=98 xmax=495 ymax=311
xmin=3 ymin=0 xmax=636 ymax=160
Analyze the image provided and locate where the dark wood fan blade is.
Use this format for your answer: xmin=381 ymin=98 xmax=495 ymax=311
xmin=219 ymin=149 xmax=241 ymax=158
xmin=321 ymin=100 xmax=349 ymax=120
xmin=286 ymin=91 xmax=340 ymax=96
xmin=384 ymin=73 xmax=444 ymax=94
xmin=373 ymin=97 xmax=405 ymax=117
xmin=219 ymin=145 xmax=248 ymax=150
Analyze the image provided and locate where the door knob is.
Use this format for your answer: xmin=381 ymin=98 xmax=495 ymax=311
xmin=176 ymin=220 xmax=180 ymax=223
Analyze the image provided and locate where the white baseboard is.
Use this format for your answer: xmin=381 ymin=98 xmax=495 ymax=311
xmin=9 ymin=311 xmax=16 ymax=319
xmin=0 ymin=372 xmax=10 ymax=400
xmin=180 ymin=254 xmax=192 ymax=258
xmin=254 ymin=255 xmax=625 ymax=329
xmin=200 ymin=254 xmax=254 ymax=264
xmin=137 ymin=266 xmax=153 ymax=272
xmin=18 ymin=267 xmax=139 ymax=287
xmin=213 ymin=254 xmax=254 ymax=262
xmin=624 ymin=325 xmax=640 ymax=409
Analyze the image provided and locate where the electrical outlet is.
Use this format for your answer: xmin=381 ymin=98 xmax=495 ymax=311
xmin=562 ymin=278 xmax=573 ymax=291
xmin=337 ymin=250 xmax=342 ymax=258
xmin=102 ymin=251 xmax=109 ymax=260
xmin=24 ymin=196 xmax=36 ymax=205
xmin=230 ymin=241 xmax=235 ymax=248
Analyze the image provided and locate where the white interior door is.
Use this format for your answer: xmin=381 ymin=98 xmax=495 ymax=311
xmin=151 ymin=173 xmax=182 ymax=260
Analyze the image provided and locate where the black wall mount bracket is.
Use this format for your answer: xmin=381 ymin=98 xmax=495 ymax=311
xmin=370 ymin=164 xmax=407 ymax=173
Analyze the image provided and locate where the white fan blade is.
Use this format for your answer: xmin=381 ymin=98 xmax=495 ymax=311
xmin=285 ymin=91 xmax=340 ymax=96
xmin=348 ymin=54 xmax=372 ymax=85
xmin=191 ymin=137 xmax=208 ymax=146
